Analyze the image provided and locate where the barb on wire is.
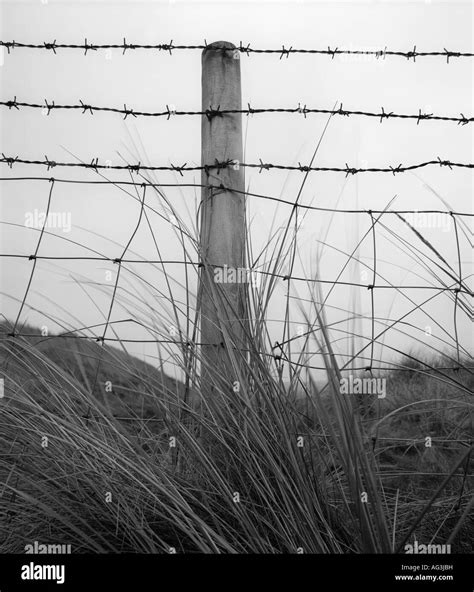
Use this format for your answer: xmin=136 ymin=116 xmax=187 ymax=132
xmin=122 ymin=37 xmax=136 ymax=54
xmin=337 ymin=103 xmax=349 ymax=117
xmin=1 ymin=154 xmax=18 ymax=168
xmin=170 ymin=162 xmax=188 ymax=176
xmin=44 ymin=155 xmax=57 ymax=171
xmin=44 ymin=100 xmax=55 ymax=115
xmin=79 ymin=100 xmax=94 ymax=115
xmin=406 ymin=45 xmax=417 ymax=62
xmin=43 ymin=40 xmax=57 ymax=53
xmin=444 ymin=48 xmax=462 ymax=63
xmin=246 ymin=103 xmax=256 ymax=116
xmin=205 ymin=105 xmax=222 ymax=121
xmin=379 ymin=106 xmax=393 ymax=122
xmin=417 ymin=108 xmax=433 ymax=124
xmin=160 ymin=40 xmax=173 ymax=55
xmin=5 ymin=96 xmax=19 ymax=110
xmin=345 ymin=163 xmax=358 ymax=177
xmin=297 ymin=103 xmax=309 ymax=118
xmin=83 ymin=38 xmax=97 ymax=55
xmin=2 ymin=98 xmax=472 ymax=125
xmin=122 ymin=104 xmax=136 ymax=119
xmin=239 ymin=41 xmax=251 ymax=56
xmin=279 ymin=45 xmax=293 ymax=59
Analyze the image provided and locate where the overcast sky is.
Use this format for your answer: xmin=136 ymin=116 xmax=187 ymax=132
xmin=0 ymin=0 xmax=472 ymax=379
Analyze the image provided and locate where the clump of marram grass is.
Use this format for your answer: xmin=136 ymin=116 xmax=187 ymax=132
xmin=1 ymin=306 xmax=471 ymax=553
xmin=0 ymin=323 xmax=354 ymax=553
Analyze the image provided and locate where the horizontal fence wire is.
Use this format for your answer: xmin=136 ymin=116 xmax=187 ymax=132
xmin=0 ymin=250 xmax=470 ymax=294
xmin=1 ymin=155 xmax=473 ymax=175
xmin=1 ymin=177 xmax=473 ymax=217
xmin=2 ymin=332 xmax=471 ymax=373
xmin=2 ymin=334 xmax=472 ymax=378
xmin=1 ymin=98 xmax=472 ymax=125
xmin=1 ymin=40 xmax=474 ymax=62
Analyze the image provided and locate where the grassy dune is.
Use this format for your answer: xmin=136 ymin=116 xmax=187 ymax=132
xmin=0 ymin=320 xmax=471 ymax=553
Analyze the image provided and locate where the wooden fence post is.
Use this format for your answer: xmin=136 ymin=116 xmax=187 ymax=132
xmin=199 ymin=41 xmax=246 ymax=398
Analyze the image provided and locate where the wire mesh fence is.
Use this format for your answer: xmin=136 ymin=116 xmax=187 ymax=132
xmin=0 ymin=39 xmax=472 ymax=410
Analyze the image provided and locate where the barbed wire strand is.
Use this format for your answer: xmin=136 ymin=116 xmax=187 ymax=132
xmin=1 ymin=155 xmax=473 ymax=175
xmin=1 ymin=40 xmax=473 ymax=62
xmin=1 ymin=98 xmax=472 ymax=125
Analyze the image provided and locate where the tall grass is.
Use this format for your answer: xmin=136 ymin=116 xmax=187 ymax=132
xmin=0 ymin=133 xmax=472 ymax=554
